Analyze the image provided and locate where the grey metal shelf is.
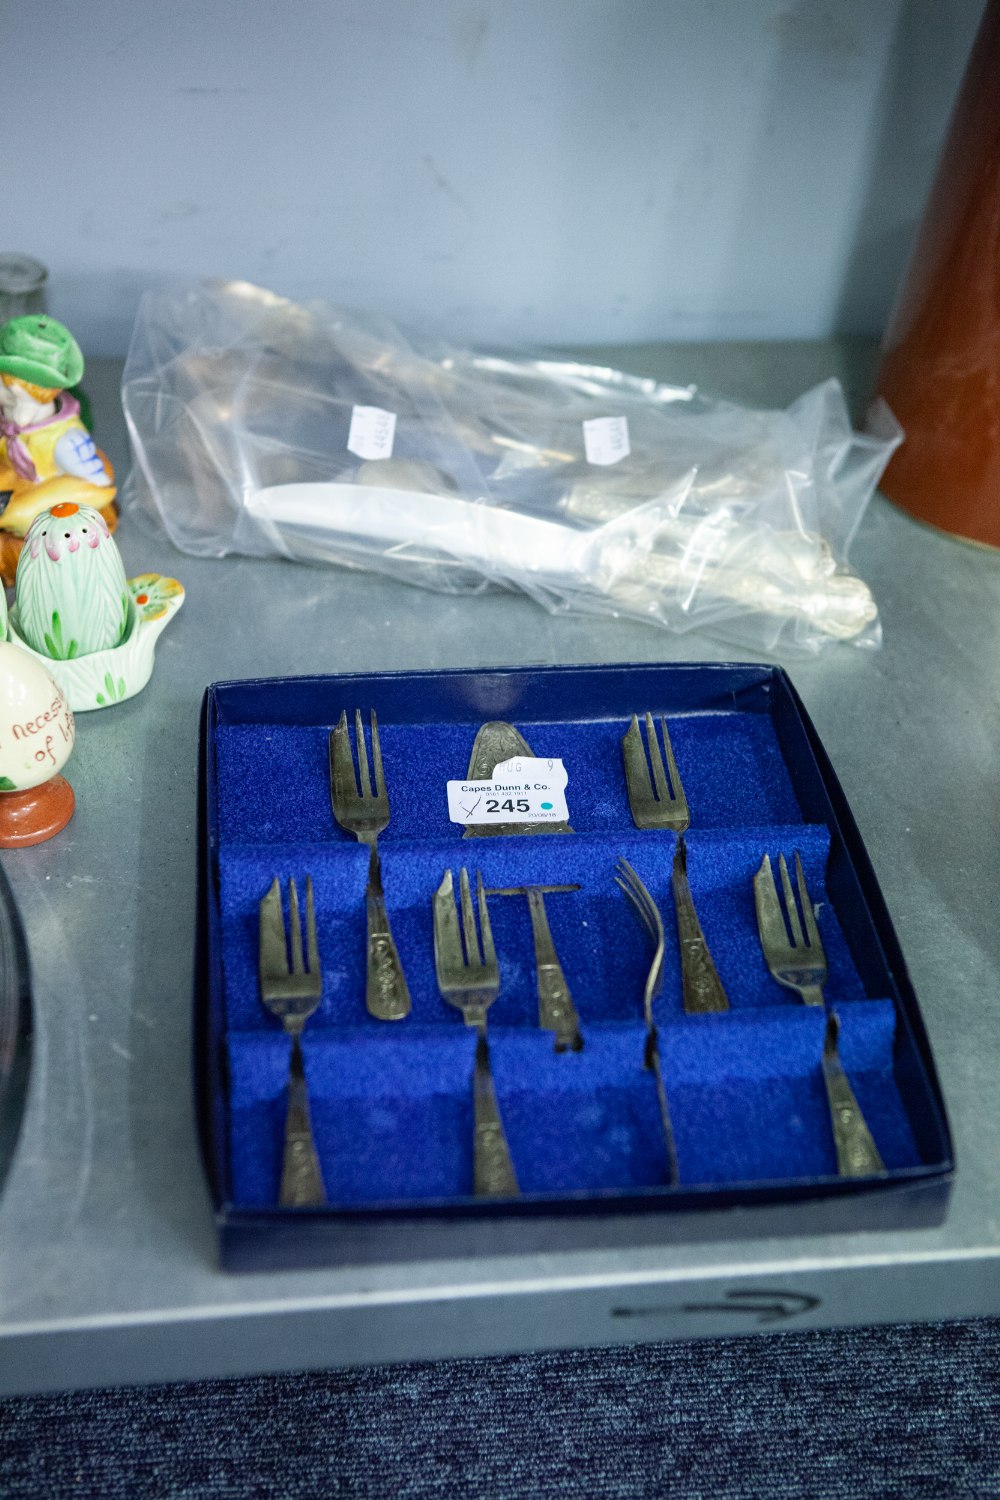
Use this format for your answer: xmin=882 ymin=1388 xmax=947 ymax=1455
xmin=0 ymin=345 xmax=996 ymax=1397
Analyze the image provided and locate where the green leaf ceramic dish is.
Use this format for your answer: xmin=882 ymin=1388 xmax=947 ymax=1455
xmin=9 ymin=573 xmax=185 ymax=712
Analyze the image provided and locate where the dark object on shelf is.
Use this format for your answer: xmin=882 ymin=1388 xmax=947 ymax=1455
xmin=0 ymin=254 xmax=47 ymax=321
xmin=0 ymin=859 xmax=32 ymax=1198
xmin=874 ymin=1 xmax=1000 ymax=547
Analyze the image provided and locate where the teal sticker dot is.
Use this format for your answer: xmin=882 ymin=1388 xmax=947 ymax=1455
xmin=540 ymin=801 xmax=553 ymax=810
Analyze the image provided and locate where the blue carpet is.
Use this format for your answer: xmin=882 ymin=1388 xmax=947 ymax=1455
xmin=1 ymin=1319 xmax=998 ymax=1498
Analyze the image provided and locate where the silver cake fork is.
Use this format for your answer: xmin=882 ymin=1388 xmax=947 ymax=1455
xmin=258 ymin=875 xmax=327 ymax=1208
xmin=754 ymin=851 xmax=885 ymax=1177
xmin=622 ymin=712 xmax=690 ymax=832
xmin=329 ymin=709 xmax=411 ymax=1022
xmin=614 ymin=858 xmax=680 ymax=1185
xmin=433 ymin=868 xmax=520 ymax=1198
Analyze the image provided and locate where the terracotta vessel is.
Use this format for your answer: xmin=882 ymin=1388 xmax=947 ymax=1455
xmin=874 ymin=1 xmax=1000 ymax=547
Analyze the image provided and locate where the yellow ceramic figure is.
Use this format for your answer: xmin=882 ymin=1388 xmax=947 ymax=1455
xmin=0 ymin=315 xmax=118 ymax=584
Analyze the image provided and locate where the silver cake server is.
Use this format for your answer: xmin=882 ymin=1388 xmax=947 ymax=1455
xmin=462 ymin=721 xmax=573 ymax=838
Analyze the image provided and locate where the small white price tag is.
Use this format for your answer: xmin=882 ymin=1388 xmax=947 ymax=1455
xmin=347 ymin=405 xmax=397 ymax=461
xmin=583 ymin=415 xmax=630 ymax=466
xmin=447 ymin=757 xmax=569 ymax=826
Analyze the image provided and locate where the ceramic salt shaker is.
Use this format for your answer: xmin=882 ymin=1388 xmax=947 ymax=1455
xmin=14 ymin=501 xmax=128 ymax=659
xmin=0 ymin=640 xmax=75 ymax=845
xmin=8 ymin=500 xmax=184 ymax=711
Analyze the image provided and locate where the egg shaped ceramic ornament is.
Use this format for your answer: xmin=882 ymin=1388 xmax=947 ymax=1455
xmin=14 ymin=502 xmax=128 ymax=660
xmin=0 ymin=641 xmax=75 ymax=845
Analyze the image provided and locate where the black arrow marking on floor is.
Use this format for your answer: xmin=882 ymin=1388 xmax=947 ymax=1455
xmin=611 ymin=1290 xmax=821 ymax=1326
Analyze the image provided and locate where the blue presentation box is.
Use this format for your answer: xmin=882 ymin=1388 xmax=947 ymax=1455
xmin=197 ymin=662 xmax=952 ymax=1271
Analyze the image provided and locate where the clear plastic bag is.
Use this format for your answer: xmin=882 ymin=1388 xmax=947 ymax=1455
xmin=122 ymin=279 xmax=902 ymax=653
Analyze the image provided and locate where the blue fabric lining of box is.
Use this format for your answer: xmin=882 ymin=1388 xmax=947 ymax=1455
xmin=214 ymin=696 xmax=921 ymax=1208
xmin=214 ymin=713 xmax=803 ymax=845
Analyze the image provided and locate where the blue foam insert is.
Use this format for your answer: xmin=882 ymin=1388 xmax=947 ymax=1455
xmin=224 ymin=1001 xmax=914 ymax=1206
xmin=214 ymin=712 xmax=803 ymax=846
xmin=218 ymin=828 xmax=869 ymax=1033
xmin=215 ymin=725 xmax=920 ymax=1209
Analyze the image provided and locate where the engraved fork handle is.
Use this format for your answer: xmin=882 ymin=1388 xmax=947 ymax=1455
xmin=673 ymin=850 xmax=729 ymax=1014
xmin=821 ymin=1015 xmax=885 ymax=1177
xmin=526 ymin=889 xmax=584 ymax=1052
xmin=473 ymin=1034 xmax=520 ymax=1197
xmin=364 ymin=845 xmax=411 ymax=1021
xmin=279 ymin=1034 xmax=327 ymax=1208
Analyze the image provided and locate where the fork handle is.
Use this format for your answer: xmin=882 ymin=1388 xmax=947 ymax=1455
xmin=526 ymin=890 xmax=584 ymax=1052
xmin=365 ymin=848 xmax=411 ymax=1022
xmin=644 ymin=1027 xmax=680 ymax=1186
xmin=473 ymin=1035 xmax=520 ymax=1197
xmin=279 ymin=1036 xmax=327 ymax=1208
xmin=673 ymin=856 xmax=729 ymax=1014
xmin=798 ymin=985 xmax=825 ymax=1007
xmin=536 ymin=963 xmax=584 ymax=1053
xmin=821 ymin=1021 xmax=885 ymax=1177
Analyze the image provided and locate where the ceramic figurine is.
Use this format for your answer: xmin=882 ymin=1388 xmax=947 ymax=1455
xmin=14 ymin=502 xmax=129 ymax=659
xmin=8 ymin=506 xmax=184 ymax=710
xmin=0 ymin=314 xmax=118 ymax=586
xmin=0 ymin=640 xmax=75 ymax=846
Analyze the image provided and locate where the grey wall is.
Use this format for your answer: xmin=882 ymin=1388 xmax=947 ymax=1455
xmin=5 ymin=0 xmax=986 ymax=355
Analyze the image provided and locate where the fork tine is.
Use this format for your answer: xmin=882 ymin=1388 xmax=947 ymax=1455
xmin=433 ymin=870 xmax=461 ymax=971
xmin=615 ymin=859 xmax=663 ymax=946
xmin=753 ymin=855 xmax=789 ymax=951
xmin=259 ymin=877 xmax=287 ymax=978
xmin=614 ymin=868 xmax=641 ymax=910
xmin=645 ymin=713 xmax=671 ymax=802
xmin=459 ymin=867 xmax=481 ymax=965
xmin=658 ymin=716 xmax=685 ymax=808
xmin=629 ymin=868 xmax=657 ymax=928
xmin=616 ymin=877 xmax=656 ymax=940
xmin=779 ymin=853 xmax=804 ymax=946
xmin=476 ymin=871 xmax=496 ymax=968
xmin=795 ymin=852 xmax=821 ymax=950
xmin=355 ymin=709 xmax=373 ymax=798
xmin=329 ymin=711 xmax=356 ymax=801
xmin=288 ymin=878 xmax=304 ymax=973
xmin=304 ymin=875 xmax=319 ymax=974
xmin=614 ymin=863 xmax=641 ymax=906
xmin=615 ymin=858 xmax=653 ymax=927
xmin=623 ymin=714 xmax=652 ymax=799
xmin=369 ymin=709 xmax=386 ymax=797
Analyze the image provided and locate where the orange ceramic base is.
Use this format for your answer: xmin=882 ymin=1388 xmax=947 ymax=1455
xmin=0 ymin=776 xmax=75 ymax=847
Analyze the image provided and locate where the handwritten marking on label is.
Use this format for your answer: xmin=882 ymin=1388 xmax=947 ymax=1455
xmin=583 ymin=415 xmax=630 ymax=466
xmin=348 ymin=405 xmax=397 ymax=461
